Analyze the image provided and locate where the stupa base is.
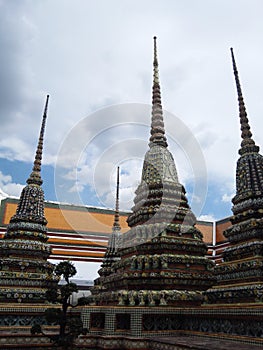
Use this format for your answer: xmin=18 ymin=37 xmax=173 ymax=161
xmin=81 ymin=304 xmax=263 ymax=346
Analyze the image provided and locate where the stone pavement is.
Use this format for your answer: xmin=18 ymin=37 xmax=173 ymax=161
xmin=150 ymin=336 xmax=262 ymax=349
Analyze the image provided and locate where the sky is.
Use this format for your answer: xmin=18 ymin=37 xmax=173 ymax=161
xmin=1 ymin=0 xmax=263 ymax=279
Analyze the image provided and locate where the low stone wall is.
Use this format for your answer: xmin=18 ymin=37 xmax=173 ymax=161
xmin=0 ymin=334 xmax=53 ymax=349
xmin=0 ymin=303 xmax=61 ymax=333
xmin=81 ymin=305 xmax=263 ymax=344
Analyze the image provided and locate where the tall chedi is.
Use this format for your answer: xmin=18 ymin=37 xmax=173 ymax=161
xmin=206 ymin=49 xmax=263 ymax=304
xmin=92 ymin=37 xmax=215 ymax=307
xmin=0 ymin=96 xmax=59 ymax=304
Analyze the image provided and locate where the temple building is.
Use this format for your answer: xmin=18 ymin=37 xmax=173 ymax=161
xmin=0 ymin=198 xmax=216 ymax=262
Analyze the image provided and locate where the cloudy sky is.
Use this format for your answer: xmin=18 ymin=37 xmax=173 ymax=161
xmin=1 ymin=0 xmax=263 ymax=277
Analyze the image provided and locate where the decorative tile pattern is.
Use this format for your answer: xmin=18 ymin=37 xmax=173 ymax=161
xmin=0 ymin=96 xmax=59 ymax=306
xmin=82 ymin=305 xmax=263 ymax=344
xmin=206 ymin=49 xmax=263 ymax=305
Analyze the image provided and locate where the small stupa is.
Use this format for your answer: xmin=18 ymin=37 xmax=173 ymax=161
xmin=92 ymin=166 xmax=122 ymax=296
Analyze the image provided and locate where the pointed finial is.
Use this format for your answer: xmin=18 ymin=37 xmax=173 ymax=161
xmin=112 ymin=166 xmax=121 ymax=231
xmin=27 ymin=95 xmax=49 ymax=185
xmin=153 ymin=36 xmax=158 ymax=81
xmin=149 ymin=36 xmax=168 ymax=148
xmin=230 ymin=48 xmax=258 ymax=155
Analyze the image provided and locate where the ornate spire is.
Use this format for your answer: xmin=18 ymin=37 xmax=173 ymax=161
xmin=0 ymin=95 xmax=59 ymax=304
xmin=230 ymin=48 xmax=259 ymax=155
xmin=206 ymin=51 xmax=263 ymax=306
xmin=112 ymin=166 xmax=121 ymax=232
xmin=8 ymin=95 xmax=50 ymax=225
xmin=229 ymin=49 xmax=263 ymax=218
xmin=149 ymin=36 xmax=168 ymax=148
xmin=95 ymin=167 xmax=122 ymax=282
xmin=107 ymin=166 xmax=121 ymax=253
xmin=27 ymin=95 xmax=49 ymax=185
xmin=126 ymin=38 xmax=195 ymax=228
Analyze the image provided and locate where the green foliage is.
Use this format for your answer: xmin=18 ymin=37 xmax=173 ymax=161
xmin=45 ymin=308 xmax=63 ymax=324
xmin=77 ymin=296 xmax=90 ymax=306
xmin=45 ymin=287 xmax=59 ymax=303
xmin=61 ymin=282 xmax=79 ymax=300
xmin=31 ymin=261 xmax=89 ymax=348
xmin=55 ymin=261 xmax=77 ymax=283
xmin=67 ymin=316 xmax=83 ymax=336
xmin=49 ymin=334 xmax=74 ymax=347
xmin=82 ymin=327 xmax=88 ymax=335
xmin=43 ymin=261 xmax=88 ymax=348
xmin=31 ymin=324 xmax=42 ymax=335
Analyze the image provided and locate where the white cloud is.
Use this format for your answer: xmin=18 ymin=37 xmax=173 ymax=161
xmin=0 ymin=188 xmax=8 ymax=202
xmin=0 ymin=172 xmax=11 ymax=184
xmin=0 ymin=171 xmax=23 ymax=198
xmin=1 ymin=0 xmax=263 ymax=220
xmin=198 ymin=214 xmax=216 ymax=222
xmin=191 ymin=194 xmax=202 ymax=204
xmin=222 ymin=193 xmax=235 ymax=203
xmin=68 ymin=181 xmax=85 ymax=194
xmin=0 ymin=137 xmax=34 ymax=162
